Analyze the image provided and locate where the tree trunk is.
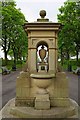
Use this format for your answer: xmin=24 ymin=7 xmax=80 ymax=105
xmin=4 ymin=50 xmax=7 ymax=65
xmin=76 ymin=49 xmax=78 ymax=62
xmin=4 ymin=36 xmax=7 ymax=65
xmin=66 ymin=51 xmax=70 ymax=61
xmin=11 ymin=47 xmax=17 ymax=71
xmin=61 ymin=47 xmax=63 ymax=66
xmin=66 ymin=51 xmax=70 ymax=71
xmin=13 ymin=50 xmax=16 ymax=66
xmin=3 ymin=36 xmax=10 ymax=65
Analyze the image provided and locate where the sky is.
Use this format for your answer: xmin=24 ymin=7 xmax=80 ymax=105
xmin=16 ymin=0 xmax=66 ymax=22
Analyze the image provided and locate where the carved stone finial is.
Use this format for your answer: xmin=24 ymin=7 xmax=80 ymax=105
xmin=37 ymin=10 xmax=49 ymax=22
xmin=40 ymin=10 xmax=46 ymax=18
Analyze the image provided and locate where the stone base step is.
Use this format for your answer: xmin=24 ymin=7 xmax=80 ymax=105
xmin=0 ymin=98 xmax=79 ymax=118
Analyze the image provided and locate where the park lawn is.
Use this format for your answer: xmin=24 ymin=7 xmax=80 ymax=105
xmin=0 ymin=68 xmax=2 ymax=73
xmin=2 ymin=59 xmax=25 ymax=70
xmin=58 ymin=59 xmax=79 ymax=71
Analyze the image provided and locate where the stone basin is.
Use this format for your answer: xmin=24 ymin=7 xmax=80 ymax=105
xmin=30 ymin=72 xmax=55 ymax=94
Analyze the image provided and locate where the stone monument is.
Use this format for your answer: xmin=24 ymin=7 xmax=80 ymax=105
xmin=15 ymin=10 xmax=70 ymax=109
xmin=1 ymin=10 xmax=78 ymax=118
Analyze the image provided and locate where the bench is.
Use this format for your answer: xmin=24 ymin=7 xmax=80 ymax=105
xmin=1 ymin=67 xmax=11 ymax=75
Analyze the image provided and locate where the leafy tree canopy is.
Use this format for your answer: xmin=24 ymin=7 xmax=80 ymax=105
xmin=2 ymin=0 xmax=28 ymax=65
xmin=57 ymin=1 xmax=80 ymax=63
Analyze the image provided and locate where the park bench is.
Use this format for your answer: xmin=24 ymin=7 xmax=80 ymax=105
xmin=1 ymin=66 xmax=11 ymax=75
xmin=73 ymin=67 xmax=80 ymax=75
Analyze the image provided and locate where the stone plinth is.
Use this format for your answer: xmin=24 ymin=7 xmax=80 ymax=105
xmin=35 ymin=94 xmax=50 ymax=110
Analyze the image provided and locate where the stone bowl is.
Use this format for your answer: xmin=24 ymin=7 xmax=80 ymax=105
xmin=30 ymin=72 xmax=55 ymax=94
xmin=33 ymin=78 xmax=51 ymax=89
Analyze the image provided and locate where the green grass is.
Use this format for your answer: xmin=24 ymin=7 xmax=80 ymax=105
xmin=0 ymin=68 xmax=2 ymax=73
xmin=58 ymin=59 xmax=79 ymax=71
xmin=2 ymin=59 xmax=26 ymax=70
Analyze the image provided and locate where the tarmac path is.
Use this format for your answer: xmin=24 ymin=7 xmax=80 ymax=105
xmin=66 ymin=72 xmax=79 ymax=105
xmin=1 ymin=70 xmax=79 ymax=109
xmin=2 ymin=70 xmax=21 ymax=109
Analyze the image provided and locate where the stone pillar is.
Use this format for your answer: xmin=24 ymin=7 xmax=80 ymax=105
xmin=55 ymin=32 xmax=58 ymax=72
xmin=28 ymin=49 xmax=31 ymax=71
xmin=31 ymin=49 xmax=36 ymax=71
xmin=35 ymin=94 xmax=50 ymax=110
xmin=28 ymin=48 xmax=36 ymax=72
xmin=49 ymin=49 xmax=56 ymax=73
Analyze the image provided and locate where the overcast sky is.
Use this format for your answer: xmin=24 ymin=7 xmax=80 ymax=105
xmin=16 ymin=0 xmax=66 ymax=22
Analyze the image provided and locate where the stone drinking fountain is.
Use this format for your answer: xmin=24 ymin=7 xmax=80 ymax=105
xmin=1 ymin=10 xmax=78 ymax=118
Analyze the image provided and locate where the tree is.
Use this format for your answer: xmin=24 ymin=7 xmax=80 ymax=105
xmin=0 ymin=2 xmax=2 ymax=41
xmin=57 ymin=1 xmax=80 ymax=67
xmin=74 ymin=1 xmax=80 ymax=61
xmin=2 ymin=1 xmax=16 ymax=64
xmin=2 ymin=1 xmax=28 ymax=65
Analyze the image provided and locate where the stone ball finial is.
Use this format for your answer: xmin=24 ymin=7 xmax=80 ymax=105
xmin=40 ymin=10 xmax=46 ymax=18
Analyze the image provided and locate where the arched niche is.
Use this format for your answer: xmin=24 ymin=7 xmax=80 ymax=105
xmin=36 ymin=41 xmax=49 ymax=72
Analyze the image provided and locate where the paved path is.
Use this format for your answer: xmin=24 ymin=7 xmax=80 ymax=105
xmin=1 ymin=70 xmax=79 ymax=109
xmin=2 ymin=70 xmax=21 ymax=109
xmin=66 ymin=72 xmax=79 ymax=105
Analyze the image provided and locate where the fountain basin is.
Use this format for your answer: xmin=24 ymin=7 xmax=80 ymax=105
xmin=30 ymin=72 xmax=55 ymax=79
xmin=30 ymin=72 xmax=55 ymax=94
xmin=32 ymin=78 xmax=52 ymax=89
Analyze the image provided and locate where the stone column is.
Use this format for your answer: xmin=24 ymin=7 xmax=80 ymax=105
xmin=28 ymin=49 xmax=31 ymax=71
xmin=30 ymin=49 xmax=36 ymax=72
xmin=55 ymin=32 xmax=58 ymax=72
xmin=49 ymin=49 xmax=56 ymax=73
